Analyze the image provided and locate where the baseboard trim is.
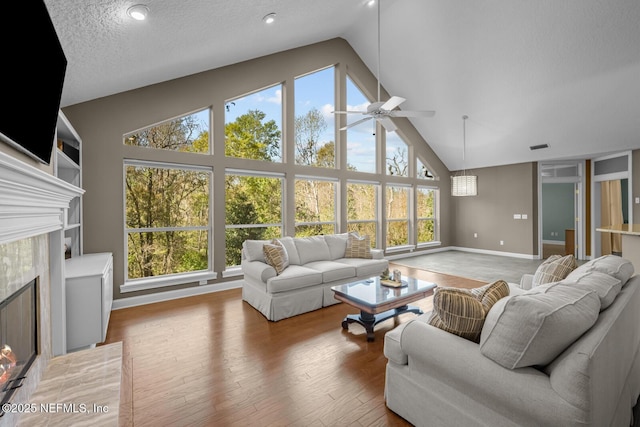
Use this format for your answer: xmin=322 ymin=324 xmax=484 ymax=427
xmin=112 ymin=280 xmax=243 ymax=310
xmin=387 ymin=246 xmax=538 ymax=261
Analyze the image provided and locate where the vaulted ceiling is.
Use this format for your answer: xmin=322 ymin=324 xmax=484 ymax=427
xmin=45 ymin=0 xmax=640 ymax=171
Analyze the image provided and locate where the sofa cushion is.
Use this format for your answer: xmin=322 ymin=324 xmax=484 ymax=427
xmin=344 ymin=233 xmax=372 ymax=259
xmin=243 ymin=239 xmax=270 ymax=263
xmin=479 ymin=285 xmax=601 ymax=369
xmin=334 ymin=257 xmax=388 ymax=277
xmin=294 ymin=236 xmax=332 ymax=265
xmin=428 ymin=280 xmax=510 ymax=342
xmin=263 ymin=239 xmax=289 ymax=275
xmin=278 ymin=236 xmax=301 ymax=265
xmin=532 ymin=254 xmax=577 ymax=287
xmin=266 ymin=265 xmax=323 ymax=293
xmin=572 ymin=254 xmax=635 ymax=287
xmin=324 ymin=233 xmax=349 ymax=260
xmin=305 ymin=260 xmax=356 ymax=283
xmin=561 ymin=270 xmax=622 ymax=310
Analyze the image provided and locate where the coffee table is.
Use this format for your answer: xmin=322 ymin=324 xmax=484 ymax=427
xmin=331 ymin=276 xmax=437 ymax=341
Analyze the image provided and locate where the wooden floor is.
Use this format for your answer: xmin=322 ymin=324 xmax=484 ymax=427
xmin=105 ymin=264 xmax=485 ymax=426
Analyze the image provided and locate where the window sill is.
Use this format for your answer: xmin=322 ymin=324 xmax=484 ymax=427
xmin=222 ymin=267 xmax=243 ymax=278
xmin=416 ymin=241 xmax=442 ymax=249
xmin=121 ymin=271 xmax=217 ymax=293
xmin=385 ymin=244 xmax=415 ymax=254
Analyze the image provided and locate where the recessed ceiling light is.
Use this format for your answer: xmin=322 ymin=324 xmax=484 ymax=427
xmin=127 ymin=4 xmax=149 ymax=21
xmin=366 ymin=0 xmax=376 ymax=7
xmin=262 ymin=12 xmax=276 ymax=24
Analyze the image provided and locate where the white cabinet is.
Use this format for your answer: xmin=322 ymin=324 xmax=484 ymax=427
xmin=54 ymin=110 xmax=83 ymax=258
xmin=65 ymin=252 xmax=113 ymax=352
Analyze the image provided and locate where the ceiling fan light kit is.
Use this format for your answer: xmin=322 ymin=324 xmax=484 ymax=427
xmin=451 ymin=115 xmax=478 ymax=197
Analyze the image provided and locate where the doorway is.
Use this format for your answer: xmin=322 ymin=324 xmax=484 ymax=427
xmin=539 ymin=162 xmax=584 ymax=260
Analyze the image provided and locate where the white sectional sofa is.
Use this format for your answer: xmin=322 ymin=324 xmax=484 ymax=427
xmin=384 ymin=255 xmax=640 ymax=427
xmin=241 ymin=233 xmax=389 ymax=321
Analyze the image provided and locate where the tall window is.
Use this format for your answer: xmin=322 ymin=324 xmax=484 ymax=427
xmin=294 ymin=67 xmax=335 ymax=168
xmin=417 ymin=186 xmax=437 ymax=244
xmin=386 ymin=133 xmax=409 ymax=177
xmin=124 ymin=109 xmax=210 ymax=153
xmin=225 ymin=84 xmax=283 ymax=162
xmin=225 ymin=171 xmax=283 ymax=267
xmin=346 ymin=76 xmax=376 ymax=173
xmin=347 ymin=182 xmax=378 ymax=246
xmin=295 ymin=177 xmax=337 ymax=236
xmin=125 ymin=161 xmax=211 ymax=281
xmin=386 ymin=185 xmax=410 ymax=247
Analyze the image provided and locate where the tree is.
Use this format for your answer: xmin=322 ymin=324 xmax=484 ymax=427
xmin=225 ymin=110 xmax=281 ymax=161
xmin=295 ymin=107 xmax=333 ymax=167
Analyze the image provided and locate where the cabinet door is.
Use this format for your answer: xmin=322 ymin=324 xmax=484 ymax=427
xmin=66 ymin=276 xmax=102 ymax=350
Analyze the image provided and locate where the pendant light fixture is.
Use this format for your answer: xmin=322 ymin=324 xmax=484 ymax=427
xmin=451 ymin=115 xmax=477 ymax=196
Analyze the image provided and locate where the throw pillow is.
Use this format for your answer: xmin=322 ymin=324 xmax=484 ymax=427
xmin=428 ymin=288 xmax=486 ymax=342
xmin=469 ymin=280 xmax=510 ymax=312
xmin=428 ymin=280 xmax=509 ymax=343
xmin=479 ymin=285 xmax=601 ymax=369
xmin=263 ymin=239 xmax=289 ymax=275
xmin=344 ymin=233 xmax=372 ymax=259
xmin=532 ymin=254 xmax=577 ymax=287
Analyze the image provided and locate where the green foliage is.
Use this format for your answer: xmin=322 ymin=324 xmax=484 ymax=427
xmin=225 ymin=110 xmax=281 ymax=161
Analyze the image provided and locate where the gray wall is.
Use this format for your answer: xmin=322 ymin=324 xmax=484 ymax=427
xmin=63 ymin=38 xmax=453 ymax=300
xmin=451 ymin=162 xmax=538 ymax=255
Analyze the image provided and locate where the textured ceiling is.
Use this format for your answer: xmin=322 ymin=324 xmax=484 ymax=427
xmin=44 ymin=0 xmax=640 ymax=171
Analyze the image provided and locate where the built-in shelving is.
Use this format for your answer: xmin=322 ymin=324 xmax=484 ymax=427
xmin=54 ymin=110 xmax=83 ymax=258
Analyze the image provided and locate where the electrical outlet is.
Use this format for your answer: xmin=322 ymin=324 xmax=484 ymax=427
xmin=473 ymin=233 xmax=478 ymax=238
xmin=636 ymin=197 xmax=640 ymax=204
xmin=500 ymin=240 xmax=504 ymax=245
xmin=522 ymin=214 xmax=528 ymax=220
xmin=513 ymin=214 xmax=521 ymax=219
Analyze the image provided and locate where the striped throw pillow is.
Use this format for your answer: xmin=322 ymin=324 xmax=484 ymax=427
xmin=263 ymin=239 xmax=289 ymax=275
xmin=344 ymin=233 xmax=372 ymax=259
xmin=532 ymin=254 xmax=577 ymax=287
xmin=428 ymin=280 xmax=510 ymax=343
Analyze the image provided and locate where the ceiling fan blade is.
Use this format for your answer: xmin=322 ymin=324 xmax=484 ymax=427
xmin=380 ymin=96 xmax=406 ymax=111
xmin=339 ymin=116 xmax=373 ymax=131
xmin=332 ymin=110 xmax=366 ymax=115
xmin=389 ymin=110 xmax=436 ymax=118
xmin=378 ymin=117 xmax=398 ymax=133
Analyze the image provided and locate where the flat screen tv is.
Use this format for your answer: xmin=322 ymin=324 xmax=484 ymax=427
xmin=0 ymin=0 xmax=67 ymax=165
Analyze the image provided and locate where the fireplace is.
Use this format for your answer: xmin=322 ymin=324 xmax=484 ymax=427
xmin=0 ymin=278 xmax=38 ymax=409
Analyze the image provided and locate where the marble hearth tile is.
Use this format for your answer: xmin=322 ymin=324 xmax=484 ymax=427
xmin=17 ymin=342 xmax=122 ymax=427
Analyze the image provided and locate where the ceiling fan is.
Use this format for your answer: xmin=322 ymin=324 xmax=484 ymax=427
xmin=333 ymin=0 xmax=435 ymax=133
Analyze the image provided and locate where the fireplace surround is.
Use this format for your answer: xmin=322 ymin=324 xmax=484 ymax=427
xmin=0 ymin=150 xmax=83 ymax=425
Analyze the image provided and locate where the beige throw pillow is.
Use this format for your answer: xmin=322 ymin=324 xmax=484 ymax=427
xmin=428 ymin=280 xmax=510 ymax=343
xmin=263 ymin=239 xmax=289 ymax=275
xmin=532 ymin=254 xmax=577 ymax=287
xmin=344 ymin=233 xmax=372 ymax=259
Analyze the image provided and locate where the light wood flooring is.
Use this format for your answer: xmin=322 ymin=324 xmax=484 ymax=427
xmin=105 ymin=264 xmax=485 ymax=426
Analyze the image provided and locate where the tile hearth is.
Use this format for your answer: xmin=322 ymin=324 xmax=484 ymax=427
xmin=16 ymin=343 xmax=121 ymax=426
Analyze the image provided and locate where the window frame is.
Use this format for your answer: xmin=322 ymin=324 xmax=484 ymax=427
xmin=294 ymin=175 xmax=338 ymax=236
xmin=122 ymin=159 xmax=215 ymax=293
xmin=416 ymin=185 xmax=440 ymax=247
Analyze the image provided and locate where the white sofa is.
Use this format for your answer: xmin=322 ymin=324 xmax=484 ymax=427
xmin=241 ymin=234 xmax=388 ymax=321
xmin=384 ymin=255 xmax=640 ymax=427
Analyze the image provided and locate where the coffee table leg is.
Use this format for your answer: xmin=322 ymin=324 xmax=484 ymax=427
xmin=342 ymin=307 xmax=422 ymax=342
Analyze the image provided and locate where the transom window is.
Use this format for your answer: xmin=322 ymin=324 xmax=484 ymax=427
xmin=124 ymin=109 xmax=210 ymax=154
xmin=225 ymin=84 xmax=283 ymax=162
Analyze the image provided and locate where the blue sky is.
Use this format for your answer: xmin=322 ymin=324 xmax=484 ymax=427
xmin=194 ymin=66 xmax=407 ymax=172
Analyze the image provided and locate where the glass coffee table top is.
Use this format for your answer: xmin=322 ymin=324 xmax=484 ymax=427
xmin=331 ymin=276 xmax=437 ymax=341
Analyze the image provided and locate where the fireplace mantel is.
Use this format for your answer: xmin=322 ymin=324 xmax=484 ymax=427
xmin=0 ymin=150 xmax=84 ymax=245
